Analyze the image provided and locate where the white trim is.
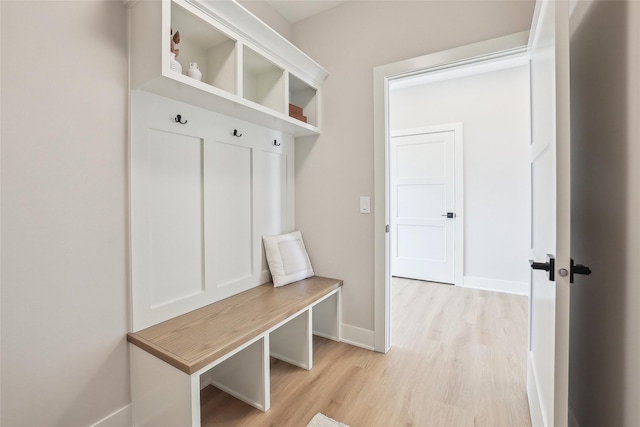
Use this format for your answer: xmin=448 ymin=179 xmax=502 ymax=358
xmin=462 ymin=276 xmax=529 ymax=296
xmin=89 ymin=404 xmax=132 ymax=427
xmin=373 ymin=31 xmax=530 ymax=354
xmin=340 ymin=324 xmax=375 ymax=351
xmin=527 ymin=352 xmax=546 ymax=427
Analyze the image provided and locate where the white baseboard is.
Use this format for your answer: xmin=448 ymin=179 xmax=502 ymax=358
xmin=89 ymin=404 xmax=132 ymax=427
xmin=340 ymin=324 xmax=375 ymax=350
xmin=461 ymin=276 xmax=528 ymax=296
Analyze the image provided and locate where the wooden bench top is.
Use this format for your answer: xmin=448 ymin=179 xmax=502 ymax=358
xmin=127 ymin=276 xmax=342 ymax=374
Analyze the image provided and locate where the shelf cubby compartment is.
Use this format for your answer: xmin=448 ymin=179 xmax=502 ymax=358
xmin=289 ymin=73 xmax=319 ymax=128
xmin=171 ymin=2 xmax=237 ymax=94
xmin=128 ymin=0 xmax=328 ymax=137
xmin=242 ymin=46 xmax=286 ymax=114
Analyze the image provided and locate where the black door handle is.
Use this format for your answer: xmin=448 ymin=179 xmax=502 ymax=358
xmin=570 ymin=259 xmax=592 ymax=283
xmin=529 ymin=254 xmax=555 ymax=281
xmin=441 ymin=212 xmax=456 ymax=218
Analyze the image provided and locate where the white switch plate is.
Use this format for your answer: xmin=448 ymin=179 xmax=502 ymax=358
xmin=360 ymin=196 xmax=371 ymax=214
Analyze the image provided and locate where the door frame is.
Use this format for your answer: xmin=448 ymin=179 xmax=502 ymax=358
xmin=389 ymin=124 xmax=463 ymax=286
xmin=373 ymin=31 xmax=530 ymax=353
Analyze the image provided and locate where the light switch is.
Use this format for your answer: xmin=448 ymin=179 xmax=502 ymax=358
xmin=360 ymin=196 xmax=371 ymax=214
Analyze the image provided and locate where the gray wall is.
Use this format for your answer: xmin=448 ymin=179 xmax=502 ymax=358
xmin=1 ymin=2 xmax=130 ymax=426
xmin=569 ymin=1 xmax=640 ymax=425
xmin=290 ymin=1 xmax=535 ymax=331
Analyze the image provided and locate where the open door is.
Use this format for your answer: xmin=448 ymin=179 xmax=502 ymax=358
xmin=527 ymin=1 xmax=590 ymax=425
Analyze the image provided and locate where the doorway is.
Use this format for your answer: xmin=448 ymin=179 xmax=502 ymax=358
xmin=373 ymin=32 xmax=531 ymax=353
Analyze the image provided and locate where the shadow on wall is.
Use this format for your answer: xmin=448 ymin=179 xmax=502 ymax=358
xmin=569 ymin=1 xmax=629 ymax=425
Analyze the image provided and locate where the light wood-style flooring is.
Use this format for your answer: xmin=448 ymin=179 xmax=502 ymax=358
xmin=201 ymin=278 xmax=531 ymax=426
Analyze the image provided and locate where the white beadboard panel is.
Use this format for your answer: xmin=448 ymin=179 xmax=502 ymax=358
xmin=147 ymin=130 xmax=205 ymax=308
xmin=255 ymin=150 xmax=290 ymax=277
xmin=462 ymin=275 xmax=528 ymax=296
xmin=130 ymin=91 xmax=295 ymax=330
xmin=204 ymin=141 xmax=253 ymax=290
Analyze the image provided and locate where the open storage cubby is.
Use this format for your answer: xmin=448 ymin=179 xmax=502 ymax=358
xmin=171 ymin=2 xmax=237 ymax=93
xmin=289 ymin=73 xmax=319 ymax=127
xmin=242 ymin=46 xmax=286 ymax=114
xmin=128 ymin=0 xmax=327 ymax=137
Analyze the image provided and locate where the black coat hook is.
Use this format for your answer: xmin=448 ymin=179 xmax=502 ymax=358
xmin=174 ymin=114 xmax=187 ymax=124
xmin=273 ymin=139 xmax=281 ymax=146
xmin=233 ymin=129 xmax=242 ymax=137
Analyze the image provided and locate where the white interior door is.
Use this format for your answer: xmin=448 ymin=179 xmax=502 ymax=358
xmin=390 ymin=128 xmax=455 ymax=283
xmin=527 ymin=1 xmax=571 ymax=426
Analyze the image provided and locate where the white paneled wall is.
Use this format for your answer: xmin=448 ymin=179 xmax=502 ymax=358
xmin=130 ymin=91 xmax=294 ymax=331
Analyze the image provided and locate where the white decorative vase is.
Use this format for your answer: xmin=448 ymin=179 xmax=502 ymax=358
xmin=170 ymin=52 xmax=182 ymax=74
xmin=187 ymin=62 xmax=202 ymax=81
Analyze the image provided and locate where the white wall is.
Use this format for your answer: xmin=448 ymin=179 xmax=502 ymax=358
xmin=290 ymin=1 xmax=535 ymax=337
xmin=569 ymin=1 xmax=640 ymax=425
xmin=1 ymin=2 xmax=130 ymax=426
xmin=389 ymin=64 xmax=530 ymax=293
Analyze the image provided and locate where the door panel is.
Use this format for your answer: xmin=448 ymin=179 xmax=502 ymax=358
xmin=391 ymin=129 xmax=455 ymax=283
xmin=527 ymin=0 xmax=571 ymax=426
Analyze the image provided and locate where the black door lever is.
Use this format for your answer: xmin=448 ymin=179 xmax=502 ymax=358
xmin=570 ymin=259 xmax=592 ymax=283
xmin=529 ymin=254 xmax=555 ymax=281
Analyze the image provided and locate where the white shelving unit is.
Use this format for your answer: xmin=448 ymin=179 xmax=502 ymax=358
xmin=128 ymin=0 xmax=328 ymax=137
xmin=127 ymin=2 xmax=332 ymax=424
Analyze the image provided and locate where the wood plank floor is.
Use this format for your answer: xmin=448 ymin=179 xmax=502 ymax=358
xmin=201 ymin=278 xmax=531 ymax=426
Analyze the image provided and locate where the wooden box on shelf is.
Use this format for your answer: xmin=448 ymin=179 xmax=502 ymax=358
xmin=289 ymin=103 xmax=307 ymax=123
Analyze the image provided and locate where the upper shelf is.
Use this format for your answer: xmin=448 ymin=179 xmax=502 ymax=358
xmin=128 ymin=0 xmax=329 ymax=137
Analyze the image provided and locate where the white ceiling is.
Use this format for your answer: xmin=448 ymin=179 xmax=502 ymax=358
xmin=265 ymin=1 xmax=348 ymax=24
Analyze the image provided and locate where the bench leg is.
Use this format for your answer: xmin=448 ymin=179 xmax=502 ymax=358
xmin=130 ymin=345 xmax=200 ymax=427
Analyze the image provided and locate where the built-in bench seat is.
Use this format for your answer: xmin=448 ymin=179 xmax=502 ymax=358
xmin=127 ymin=276 xmax=342 ymax=427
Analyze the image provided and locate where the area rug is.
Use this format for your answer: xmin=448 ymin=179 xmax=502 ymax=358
xmin=306 ymin=412 xmax=350 ymax=427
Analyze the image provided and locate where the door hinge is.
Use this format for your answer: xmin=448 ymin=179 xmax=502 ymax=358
xmin=385 ymin=224 xmax=390 ymax=233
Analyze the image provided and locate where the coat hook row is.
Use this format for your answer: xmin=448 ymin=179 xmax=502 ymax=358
xmin=174 ymin=114 xmax=187 ymax=124
xmin=233 ymin=129 xmax=242 ymax=137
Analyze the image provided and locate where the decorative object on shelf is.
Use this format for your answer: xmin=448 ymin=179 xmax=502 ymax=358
xmin=174 ymin=114 xmax=187 ymax=124
xmin=170 ymin=52 xmax=182 ymax=73
xmin=170 ymin=27 xmax=182 ymax=73
xmin=186 ymin=62 xmax=202 ymax=81
xmin=289 ymin=103 xmax=307 ymax=123
xmin=233 ymin=129 xmax=242 ymax=137
xmin=170 ymin=27 xmax=180 ymax=57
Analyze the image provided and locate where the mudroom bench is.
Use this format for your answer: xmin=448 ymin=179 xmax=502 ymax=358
xmin=127 ymin=276 xmax=342 ymax=427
